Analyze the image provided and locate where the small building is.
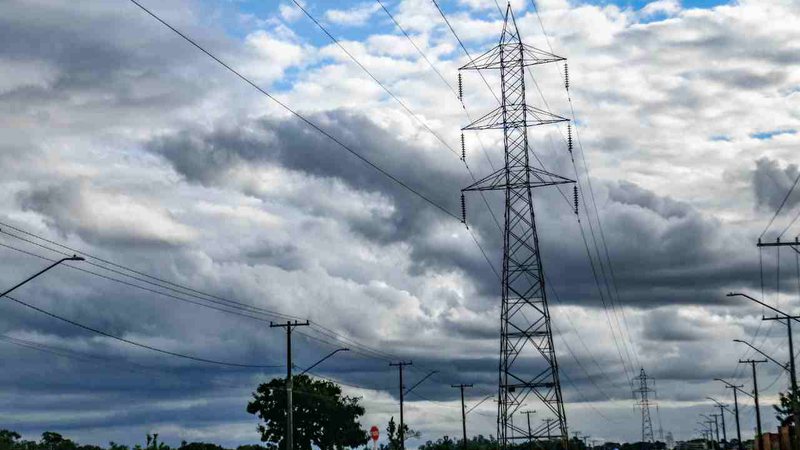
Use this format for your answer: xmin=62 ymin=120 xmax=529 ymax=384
xmin=755 ymin=433 xmax=779 ymax=450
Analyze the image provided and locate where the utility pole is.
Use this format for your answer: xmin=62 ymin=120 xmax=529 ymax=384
xmin=739 ymin=359 xmax=766 ymax=443
xmin=729 ymin=290 xmax=800 ymax=450
xmin=269 ymin=320 xmax=309 ymax=450
xmin=712 ymin=414 xmax=721 ymax=444
xmin=763 ymin=314 xmax=799 ymax=416
xmin=452 ymin=384 xmax=474 ymax=450
xmin=522 ymin=410 xmax=536 ymax=450
xmin=544 ymin=419 xmax=555 ymax=441
xmin=459 ymin=5 xmax=572 ymax=449
xmin=702 ymin=414 xmax=719 ymax=447
xmin=707 ymin=397 xmax=729 ymax=444
xmin=390 ymin=361 xmax=413 ymax=450
xmin=715 ymin=379 xmax=745 ymax=450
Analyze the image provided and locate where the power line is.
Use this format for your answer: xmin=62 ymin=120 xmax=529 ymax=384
xmin=127 ymin=0 xmax=459 ymax=221
xmin=290 ymin=0 xmax=458 ymax=158
xmin=0 ymin=239 xmax=282 ymax=325
xmin=115 ymin=0 xmax=632 ymax=412
xmin=0 ymin=334 xmax=381 ymax=405
xmin=290 ymin=0 xmax=506 ymax=239
xmin=374 ymin=0 xmax=457 ymax=99
xmin=430 ymin=0 xmax=501 ymax=105
xmin=0 ymin=293 xmax=283 ymax=369
xmin=373 ymin=0 xmax=499 ymax=172
xmin=0 ymin=221 xmax=300 ymax=320
xmin=523 ymin=0 xmax=641 ymax=378
xmin=778 ymin=207 xmax=800 ymax=238
xmin=122 ymin=0 xmax=508 ymax=374
xmin=0 ymin=223 xmax=458 ymax=383
xmin=435 ymin=0 xmax=636 ymax=393
xmin=760 ymin=170 xmax=800 ymax=238
xmin=521 ymin=0 xmax=641 ymax=371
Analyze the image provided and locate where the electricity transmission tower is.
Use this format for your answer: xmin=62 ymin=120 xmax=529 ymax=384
xmin=635 ymin=368 xmax=656 ymax=447
xmin=459 ymin=3 xmax=573 ymax=449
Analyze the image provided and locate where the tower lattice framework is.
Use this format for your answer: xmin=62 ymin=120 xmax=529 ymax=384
xmin=636 ymin=368 xmax=656 ymax=445
xmin=460 ymin=4 xmax=574 ymax=449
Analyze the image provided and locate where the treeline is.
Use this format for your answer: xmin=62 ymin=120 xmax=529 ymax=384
xmin=0 ymin=430 xmax=264 ymax=450
xmin=417 ymin=436 xmax=669 ymax=450
xmin=2 ymin=429 xmax=668 ymax=450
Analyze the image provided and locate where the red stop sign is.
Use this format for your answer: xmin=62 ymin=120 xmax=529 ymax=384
xmin=370 ymin=426 xmax=379 ymax=441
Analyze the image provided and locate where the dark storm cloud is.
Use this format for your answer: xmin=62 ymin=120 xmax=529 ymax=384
xmin=2 ymin=0 xmax=799 ymax=445
xmin=752 ymin=157 xmax=800 ymax=211
xmin=641 ymin=309 xmax=710 ymax=342
xmin=145 ymin=113 xmax=766 ymax=309
xmin=146 ymin=110 xmax=504 ymax=295
xmin=17 ymin=180 xmax=189 ymax=248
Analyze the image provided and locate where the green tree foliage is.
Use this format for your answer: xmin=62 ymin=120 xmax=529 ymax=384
xmin=1 ymin=430 xmax=22 ymax=450
xmin=246 ymin=374 xmax=369 ymax=450
xmin=0 ymin=430 xmax=264 ymax=450
xmin=773 ymin=385 xmax=800 ymax=423
xmin=177 ymin=443 xmax=227 ymax=450
xmin=380 ymin=417 xmax=420 ymax=450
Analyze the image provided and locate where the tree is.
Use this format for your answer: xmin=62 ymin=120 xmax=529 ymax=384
xmin=774 ymin=386 xmax=800 ymax=423
xmin=40 ymin=433 xmax=76 ymax=450
xmin=177 ymin=443 xmax=227 ymax=450
xmin=246 ymin=374 xmax=369 ymax=450
xmin=379 ymin=417 xmax=420 ymax=450
xmin=1 ymin=430 xmax=21 ymax=450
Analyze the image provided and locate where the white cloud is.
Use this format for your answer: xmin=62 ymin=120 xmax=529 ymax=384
xmin=1 ymin=0 xmax=799 ymax=445
xmin=324 ymin=2 xmax=382 ymax=27
xmin=640 ymin=0 xmax=682 ymax=18
xmin=278 ymin=1 xmax=304 ymax=22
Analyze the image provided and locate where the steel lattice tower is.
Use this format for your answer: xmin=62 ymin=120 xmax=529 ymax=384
xmin=459 ymin=4 xmax=573 ymax=449
xmin=635 ymin=368 xmax=656 ymax=446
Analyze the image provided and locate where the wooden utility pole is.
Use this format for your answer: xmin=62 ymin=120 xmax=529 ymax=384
xmin=390 ymin=361 xmax=413 ymax=450
xmin=270 ymin=320 xmax=309 ymax=450
xmin=451 ymin=384 xmax=473 ymax=450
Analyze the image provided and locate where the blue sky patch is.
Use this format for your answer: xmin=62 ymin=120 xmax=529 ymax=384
xmin=750 ymin=129 xmax=797 ymax=140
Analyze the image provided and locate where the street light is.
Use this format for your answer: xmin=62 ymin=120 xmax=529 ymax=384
xmin=727 ymin=293 xmax=800 ymax=321
xmin=733 ymin=339 xmax=790 ymax=371
xmin=298 ymin=348 xmax=350 ymax=375
xmin=707 ymin=397 xmax=729 ymax=444
xmin=0 ymin=255 xmax=85 ymax=298
xmin=728 ymin=291 xmax=799 ymax=450
xmin=715 ymin=378 xmax=747 ymax=450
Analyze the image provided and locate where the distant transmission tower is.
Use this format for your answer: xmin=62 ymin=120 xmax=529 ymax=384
xmin=459 ymin=3 xmax=574 ymax=449
xmin=635 ymin=368 xmax=656 ymax=446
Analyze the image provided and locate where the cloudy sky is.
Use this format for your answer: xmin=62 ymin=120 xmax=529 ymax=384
xmin=0 ymin=0 xmax=799 ymax=447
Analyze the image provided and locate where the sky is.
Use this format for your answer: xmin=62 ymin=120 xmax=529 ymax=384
xmin=0 ymin=0 xmax=799 ymax=447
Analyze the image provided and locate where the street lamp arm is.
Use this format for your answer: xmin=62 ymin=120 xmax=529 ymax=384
xmin=298 ymin=348 xmax=349 ymax=375
xmin=733 ymin=339 xmax=790 ymax=372
xmin=727 ymin=292 xmax=800 ymax=322
xmin=706 ymin=397 xmax=734 ymax=415
xmin=714 ymin=378 xmax=753 ymax=399
xmin=0 ymin=255 xmax=84 ymax=298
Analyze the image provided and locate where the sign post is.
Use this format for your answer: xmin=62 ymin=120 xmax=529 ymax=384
xmin=370 ymin=425 xmax=379 ymax=450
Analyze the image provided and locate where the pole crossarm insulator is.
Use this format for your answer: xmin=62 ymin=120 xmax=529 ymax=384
xmin=459 ymin=43 xmax=565 ymax=71
xmin=462 ymin=104 xmax=569 ymax=130
xmin=462 ymin=167 xmax=575 ymax=192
